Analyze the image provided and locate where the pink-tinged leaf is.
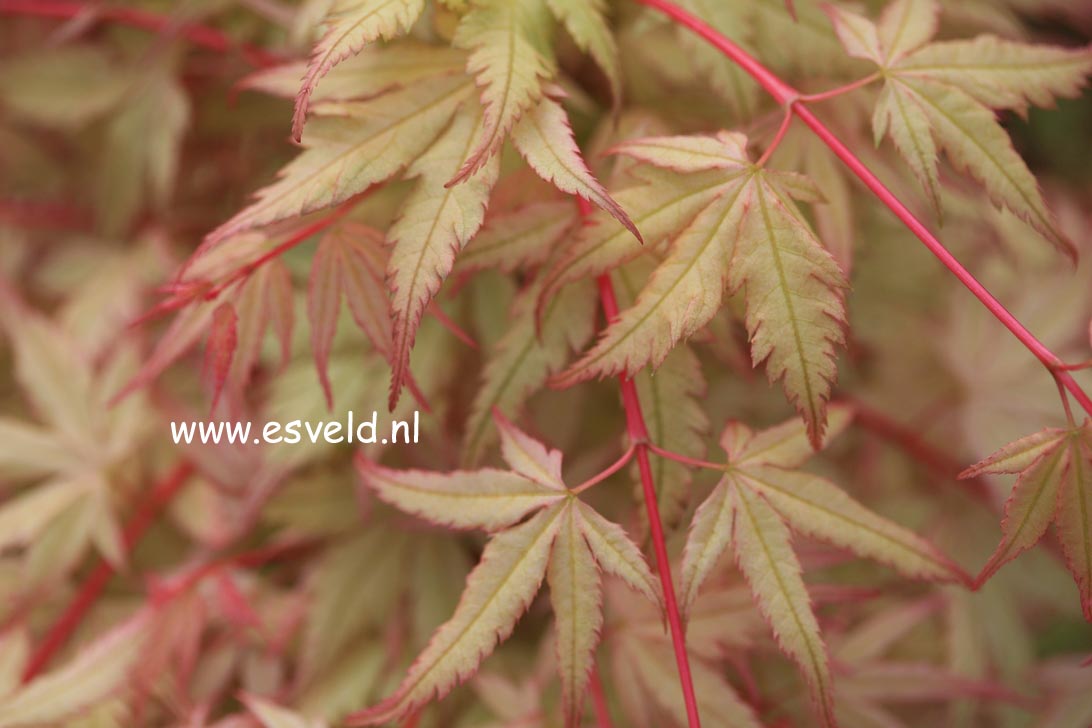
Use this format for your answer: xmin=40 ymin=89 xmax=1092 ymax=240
xmin=203 ymin=302 xmax=237 ymax=413
xmin=206 ymin=74 xmax=471 ymax=248
xmin=609 ymin=132 xmax=750 ymax=172
xmin=215 ymin=573 xmax=262 ymax=629
xmin=824 ymin=5 xmax=883 ymax=65
xmin=729 ymin=403 xmax=854 ymax=468
xmin=291 ymin=0 xmax=426 ymax=142
xmin=388 ymin=108 xmax=498 ymax=408
xmin=447 ymin=0 xmax=555 ymax=186
xmin=876 ymin=0 xmax=939 ymax=63
xmin=731 ymin=173 xmax=848 ymax=448
xmin=346 ymin=503 xmax=564 ymax=726
xmin=242 ymin=693 xmax=320 ymax=728
xmin=1055 ymin=433 xmax=1092 ymax=620
xmin=976 ymin=442 xmax=1068 ymax=585
xmin=264 ymin=259 xmax=296 ymax=368
xmin=738 ymin=466 xmax=968 ymax=584
xmin=575 ymin=501 xmax=661 ymax=607
xmin=548 ymin=504 xmax=602 ymax=728
xmin=510 ymin=96 xmax=640 ymax=243
xmin=308 ymin=230 xmax=343 ymax=409
xmin=730 ymin=483 xmax=836 ymax=728
xmin=0 ymin=611 xmax=150 ymax=726
xmin=960 ymin=428 xmax=1069 ymax=478
xmin=111 ymin=298 xmax=217 ymax=406
xmin=679 ymin=481 xmax=734 ymax=615
xmin=229 ymin=271 xmax=271 ymax=392
xmin=355 ymin=455 xmax=565 ymax=532
xmin=334 ymin=222 xmax=395 ymax=361
xmin=493 ymin=409 xmax=565 ymax=491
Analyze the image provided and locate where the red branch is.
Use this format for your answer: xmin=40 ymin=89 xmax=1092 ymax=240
xmin=21 ymin=461 xmax=195 ymax=682
xmin=589 ymin=665 xmax=615 ymax=728
xmin=595 ymin=272 xmax=702 ymax=728
xmin=0 ymin=0 xmax=281 ymax=68
xmin=633 ymin=0 xmax=1092 ymax=421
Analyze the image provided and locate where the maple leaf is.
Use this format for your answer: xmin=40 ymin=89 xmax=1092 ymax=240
xmin=206 ymin=74 xmax=474 ymax=247
xmin=387 ymin=106 xmax=498 ymax=408
xmin=348 ymin=412 xmax=658 ymax=726
xmin=679 ymin=409 xmax=967 ymax=725
xmin=962 ymin=421 xmax=1092 ymax=619
xmin=552 ymin=132 xmax=848 ymax=446
xmin=291 ymin=0 xmax=426 ymax=141
xmin=448 ymin=0 xmax=556 ymax=185
xmin=309 ymin=221 xmax=395 ymax=408
xmin=827 ymin=0 xmax=1092 ymax=259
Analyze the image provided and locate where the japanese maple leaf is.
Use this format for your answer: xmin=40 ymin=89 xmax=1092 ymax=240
xmin=347 ymin=412 xmax=660 ymax=727
xmin=961 ymin=420 xmax=1092 ymax=619
xmin=548 ymin=131 xmax=849 ymax=446
xmin=679 ymin=407 xmax=969 ymax=726
xmin=826 ymin=0 xmax=1092 ymax=260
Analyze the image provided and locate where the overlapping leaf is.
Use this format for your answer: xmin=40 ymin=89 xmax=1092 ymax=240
xmin=350 ymin=414 xmax=658 ymax=726
xmin=552 ymin=132 xmax=848 ymax=445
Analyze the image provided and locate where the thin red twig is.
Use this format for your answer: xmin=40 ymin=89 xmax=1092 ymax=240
xmin=21 ymin=461 xmax=195 ymax=682
xmin=595 ymin=272 xmax=702 ymax=728
xmin=633 ymin=0 xmax=1092 ymax=421
xmin=0 ymin=0 xmax=281 ymax=68
xmin=571 ymin=443 xmax=637 ymax=494
xmin=647 ymin=442 xmax=727 ymax=472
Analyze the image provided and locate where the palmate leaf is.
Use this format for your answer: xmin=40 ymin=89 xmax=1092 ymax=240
xmin=554 ymin=133 xmax=847 ymax=445
xmin=679 ymin=412 xmax=966 ymax=726
xmin=291 ymin=0 xmax=426 ymax=141
xmin=449 ymin=0 xmax=556 ymax=185
xmin=350 ymin=415 xmax=657 ymax=726
xmin=206 ymin=74 xmax=474 ymax=247
xmin=964 ymin=422 xmax=1092 ymax=618
xmin=388 ymin=106 xmax=498 ymax=407
xmin=828 ymin=0 xmax=1092 ymax=259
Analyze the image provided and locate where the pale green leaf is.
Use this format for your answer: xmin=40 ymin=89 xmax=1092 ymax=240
xmin=548 ymin=503 xmax=602 ymax=727
xmin=495 ymin=411 xmax=566 ymax=491
xmin=679 ymin=481 xmax=734 ymax=614
xmin=731 ymin=172 xmax=848 ymax=447
xmin=0 ymin=613 xmax=148 ymax=727
xmin=739 ymin=466 xmax=967 ymax=583
xmin=292 ymin=0 xmax=426 ymax=140
xmin=356 ymin=458 xmax=565 ymax=531
xmin=208 ymin=74 xmax=473 ymax=245
xmin=347 ymin=503 xmax=564 ymax=725
xmin=554 ymin=175 xmax=748 ymax=385
xmin=960 ymin=427 xmax=1069 ymax=478
xmin=511 ymin=95 xmax=638 ymax=240
xmin=896 ymin=36 xmax=1092 ymax=112
xmin=876 ymin=0 xmax=938 ymax=63
xmin=1055 ymin=434 xmax=1092 ymax=620
xmin=450 ymin=0 xmax=555 ymax=183
xmin=575 ymin=500 xmax=660 ymax=605
xmin=731 ymin=483 xmax=836 ymax=727
xmin=388 ymin=106 xmax=498 ymax=405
